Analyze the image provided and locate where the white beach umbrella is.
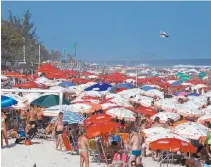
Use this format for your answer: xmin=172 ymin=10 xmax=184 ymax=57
xmin=144 ymin=89 xmax=164 ymax=99
xmin=130 ymin=95 xmax=153 ymax=107
xmin=177 ymin=108 xmax=205 ymax=118
xmin=23 ymin=93 xmax=41 ymax=103
xmin=198 ymin=114 xmax=211 ymax=124
xmin=66 ymin=103 xmax=94 ymax=114
xmin=143 ymin=127 xmax=171 ymax=137
xmin=151 ymin=112 xmax=180 ymax=123
xmin=117 ymin=88 xmax=145 ymax=99
xmin=1 ymin=75 xmax=8 ymax=80
xmin=173 ymin=122 xmax=208 ymax=140
xmin=155 ymin=98 xmax=178 ymax=112
xmin=106 ymin=107 xmax=135 ymax=121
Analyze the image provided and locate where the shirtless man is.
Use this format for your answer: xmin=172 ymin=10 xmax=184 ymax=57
xmin=36 ymin=106 xmax=44 ymax=129
xmin=25 ymin=105 xmax=37 ymax=133
xmin=128 ymin=127 xmax=143 ymax=167
xmin=78 ymin=131 xmax=89 ymax=167
xmin=54 ymin=112 xmax=64 ymax=151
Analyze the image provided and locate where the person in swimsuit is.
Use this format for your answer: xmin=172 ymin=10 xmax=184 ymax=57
xmin=128 ymin=127 xmax=143 ymax=167
xmin=110 ymin=152 xmax=126 ymax=167
xmin=78 ymin=130 xmax=89 ymax=167
xmin=25 ymin=104 xmax=37 ymax=133
xmin=36 ymin=106 xmax=44 ymax=129
xmin=54 ymin=112 xmax=64 ymax=151
xmin=1 ymin=112 xmax=8 ymax=147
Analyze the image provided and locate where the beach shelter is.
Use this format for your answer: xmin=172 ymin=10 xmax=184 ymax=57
xmin=1 ymin=95 xmax=18 ymax=109
xmin=84 ymin=114 xmax=112 ymax=127
xmin=31 ymin=94 xmax=70 ymax=108
xmin=84 ymin=83 xmax=112 ymax=92
xmin=149 ymin=138 xmax=197 ymax=153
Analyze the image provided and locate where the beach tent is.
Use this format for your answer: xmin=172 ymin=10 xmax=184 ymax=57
xmin=1 ymin=95 xmax=18 ymax=109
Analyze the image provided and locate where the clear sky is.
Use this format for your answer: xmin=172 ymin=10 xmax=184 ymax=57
xmin=1 ymin=1 xmax=211 ymax=62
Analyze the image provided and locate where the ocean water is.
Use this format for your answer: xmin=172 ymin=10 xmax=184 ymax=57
xmin=95 ymin=59 xmax=211 ymax=68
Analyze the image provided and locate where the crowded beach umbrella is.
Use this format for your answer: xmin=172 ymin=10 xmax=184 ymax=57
xmin=198 ymin=114 xmax=211 ymax=124
xmin=14 ymin=81 xmax=46 ymax=89
xmin=43 ymin=105 xmax=71 ymax=117
xmin=177 ymin=108 xmax=205 ymax=118
xmin=59 ymin=81 xmax=75 ymax=87
xmin=198 ymin=72 xmax=206 ymax=79
xmin=136 ymin=106 xmax=157 ymax=116
xmin=31 ymin=94 xmax=70 ymax=108
xmin=141 ymin=86 xmax=157 ymax=91
xmin=1 ymin=95 xmax=18 ymax=109
xmin=84 ymin=83 xmax=112 ymax=92
xmin=151 ymin=112 xmax=180 ymax=123
xmin=34 ymin=76 xmax=50 ymax=84
xmin=84 ymin=114 xmax=112 ymax=127
xmin=116 ymin=83 xmax=135 ymax=89
xmin=155 ymin=98 xmax=178 ymax=112
xmin=130 ymin=95 xmax=154 ymax=107
xmin=117 ymin=88 xmax=145 ymax=99
xmin=86 ymin=122 xmax=121 ymax=139
xmin=51 ymin=111 xmax=84 ymax=125
xmin=67 ymin=103 xmax=100 ymax=114
xmin=186 ymin=93 xmax=200 ymax=97
xmin=22 ymin=93 xmax=41 ymax=103
xmin=174 ymin=91 xmax=189 ymax=96
xmin=105 ymin=107 xmax=136 ymax=121
xmin=180 ymin=76 xmax=191 ymax=82
xmin=173 ymin=122 xmax=209 ymax=140
xmin=143 ymin=127 xmax=171 ymax=137
xmin=144 ymin=89 xmax=164 ymax=99
xmin=146 ymin=133 xmax=190 ymax=145
xmin=172 ymin=80 xmax=183 ymax=86
xmin=149 ymin=138 xmax=197 ymax=153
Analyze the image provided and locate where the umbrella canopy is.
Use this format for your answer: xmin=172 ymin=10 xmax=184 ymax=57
xmin=143 ymin=127 xmax=171 ymax=137
xmin=67 ymin=103 xmax=101 ymax=114
xmin=59 ymin=81 xmax=75 ymax=87
xmin=174 ymin=91 xmax=189 ymax=96
xmin=141 ymin=86 xmax=156 ymax=91
xmin=149 ymin=138 xmax=197 ymax=153
xmin=173 ymin=122 xmax=208 ymax=140
xmin=84 ymin=83 xmax=112 ymax=91
xmin=31 ymin=94 xmax=70 ymax=108
xmin=151 ymin=112 xmax=180 ymax=123
xmin=106 ymin=107 xmax=135 ymax=121
xmin=172 ymin=80 xmax=183 ymax=86
xmin=86 ymin=122 xmax=121 ymax=139
xmin=84 ymin=114 xmax=112 ymax=127
xmin=177 ymin=108 xmax=205 ymax=118
xmin=1 ymin=95 xmax=18 ymax=109
xmin=43 ymin=105 xmax=71 ymax=117
xmin=51 ymin=111 xmax=84 ymax=124
xmin=198 ymin=114 xmax=211 ymax=124
xmin=14 ymin=81 xmax=45 ymax=89
xmin=136 ymin=106 xmax=157 ymax=116
xmin=116 ymin=83 xmax=135 ymax=89
xmin=186 ymin=93 xmax=200 ymax=97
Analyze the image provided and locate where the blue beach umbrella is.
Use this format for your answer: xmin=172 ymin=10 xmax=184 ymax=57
xmin=172 ymin=80 xmax=183 ymax=86
xmin=1 ymin=95 xmax=18 ymax=109
xmin=116 ymin=83 xmax=135 ymax=89
xmin=186 ymin=93 xmax=200 ymax=97
xmin=141 ymin=86 xmax=156 ymax=91
xmin=59 ymin=81 xmax=75 ymax=87
xmin=51 ymin=111 xmax=84 ymax=124
xmin=84 ymin=83 xmax=112 ymax=91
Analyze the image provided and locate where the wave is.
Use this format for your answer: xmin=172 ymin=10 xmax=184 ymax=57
xmin=173 ymin=64 xmax=211 ymax=68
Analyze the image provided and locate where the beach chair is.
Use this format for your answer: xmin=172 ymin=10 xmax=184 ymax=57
xmin=89 ymin=139 xmax=99 ymax=162
xmin=62 ymin=131 xmax=79 ymax=155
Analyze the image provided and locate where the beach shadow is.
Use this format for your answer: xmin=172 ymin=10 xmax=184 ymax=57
xmin=32 ymin=141 xmax=42 ymax=144
xmin=1 ymin=143 xmax=17 ymax=149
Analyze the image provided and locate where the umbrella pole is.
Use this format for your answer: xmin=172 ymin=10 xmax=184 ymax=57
xmin=59 ymin=92 xmax=63 ymax=112
xmin=100 ymin=137 xmax=108 ymax=165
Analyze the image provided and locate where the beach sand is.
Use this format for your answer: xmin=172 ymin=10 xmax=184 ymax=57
xmin=2 ymin=139 xmax=179 ymax=167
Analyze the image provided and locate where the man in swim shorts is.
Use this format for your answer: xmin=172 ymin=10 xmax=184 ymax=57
xmin=128 ymin=127 xmax=143 ymax=167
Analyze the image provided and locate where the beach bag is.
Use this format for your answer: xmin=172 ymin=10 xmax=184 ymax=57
xmin=24 ymin=139 xmax=32 ymax=146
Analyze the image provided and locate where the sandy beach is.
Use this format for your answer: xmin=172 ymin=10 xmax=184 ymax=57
xmin=1 ymin=139 xmax=180 ymax=167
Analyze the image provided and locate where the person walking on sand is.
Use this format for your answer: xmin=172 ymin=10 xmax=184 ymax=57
xmin=54 ymin=112 xmax=64 ymax=151
xmin=1 ymin=112 xmax=8 ymax=147
xmin=128 ymin=127 xmax=143 ymax=167
xmin=78 ymin=131 xmax=89 ymax=167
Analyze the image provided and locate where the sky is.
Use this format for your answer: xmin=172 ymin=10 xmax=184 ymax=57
xmin=1 ymin=1 xmax=211 ymax=62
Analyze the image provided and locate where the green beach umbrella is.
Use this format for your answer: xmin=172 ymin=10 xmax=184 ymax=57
xmin=31 ymin=95 xmax=70 ymax=108
xmin=198 ymin=72 xmax=206 ymax=79
xmin=181 ymin=76 xmax=191 ymax=81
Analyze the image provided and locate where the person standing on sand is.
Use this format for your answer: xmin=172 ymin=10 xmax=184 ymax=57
xmin=36 ymin=106 xmax=44 ymax=129
xmin=128 ymin=127 xmax=143 ymax=167
xmin=78 ymin=131 xmax=89 ymax=167
xmin=54 ymin=112 xmax=64 ymax=151
xmin=1 ymin=112 xmax=8 ymax=147
xmin=25 ymin=104 xmax=37 ymax=133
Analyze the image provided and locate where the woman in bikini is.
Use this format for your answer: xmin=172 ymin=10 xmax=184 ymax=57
xmin=1 ymin=112 xmax=8 ymax=147
xmin=54 ymin=112 xmax=64 ymax=151
xmin=78 ymin=130 xmax=89 ymax=167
